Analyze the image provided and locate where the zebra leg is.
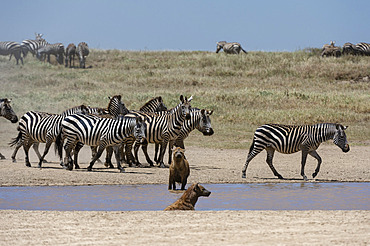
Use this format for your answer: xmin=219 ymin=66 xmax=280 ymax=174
xmin=242 ymin=141 xmax=263 ymax=178
xmin=88 ymin=144 xmax=107 ymax=171
xmin=158 ymin=140 xmax=169 ymax=168
xmin=309 ymin=150 xmax=322 ymax=179
xmin=266 ymin=147 xmax=283 ymax=179
xmin=90 ymin=146 xmax=103 ymax=164
xmin=167 ymin=140 xmax=175 ymax=165
xmin=0 ymin=153 xmax=5 ymax=159
xmin=300 ymin=150 xmax=309 ymax=181
xmin=64 ymin=144 xmax=74 ymax=171
xmin=133 ymin=142 xmax=141 ymax=166
xmin=124 ymin=139 xmax=135 ymax=166
xmin=105 ymin=146 xmax=114 ymax=168
xmin=141 ymin=141 xmax=154 ymax=166
xmin=73 ymin=142 xmax=84 ymax=169
xmin=23 ymin=140 xmax=33 ymax=167
xmin=113 ymin=146 xmax=124 ymax=172
xmin=154 ymin=143 xmax=160 ymax=164
xmin=11 ymin=141 xmax=23 ymax=162
xmin=38 ymin=140 xmax=53 ymax=168
xmin=33 ymin=143 xmax=47 ymax=163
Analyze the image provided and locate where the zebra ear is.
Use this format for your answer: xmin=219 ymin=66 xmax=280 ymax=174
xmin=188 ymin=95 xmax=193 ymax=102
xmin=201 ymin=109 xmax=205 ymax=114
xmin=209 ymin=110 xmax=213 ymax=115
xmin=344 ymin=126 xmax=348 ymax=130
xmin=180 ymin=95 xmax=184 ymax=102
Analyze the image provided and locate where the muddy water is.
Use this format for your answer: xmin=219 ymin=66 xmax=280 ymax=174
xmin=0 ymin=183 xmax=369 ymax=211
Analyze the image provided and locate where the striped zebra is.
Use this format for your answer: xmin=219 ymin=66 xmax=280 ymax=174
xmin=56 ymin=114 xmax=146 ymax=172
xmin=216 ymin=41 xmax=247 ymax=54
xmin=65 ymin=43 xmax=76 ymax=67
xmin=355 ymin=42 xmax=370 ymax=56
xmin=126 ymin=95 xmax=192 ymax=168
xmin=12 ymin=105 xmax=89 ymax=168
xmin=37 ymin=43 xmax=65 ymax=65
xmin=21 ymin=33 xmax=48 ymax=57
xmin=77 ymin=42 xmax=89 ymax=68
xmin=0 ymin=98 xmax=18 ymax=159
xmin=241 ymin=123 xmax=350 ymax=180
xmin=150 ymin=108 xmax=214 ymax=165
xmin=0 ymin=42 xmax=23 ymax=65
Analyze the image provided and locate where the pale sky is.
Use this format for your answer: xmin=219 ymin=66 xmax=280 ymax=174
xmin=1 ymin=0 xmax=369 ymax=51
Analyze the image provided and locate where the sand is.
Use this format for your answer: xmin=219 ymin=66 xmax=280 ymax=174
xmin=0 ymin=144 xmax=369 ymax=245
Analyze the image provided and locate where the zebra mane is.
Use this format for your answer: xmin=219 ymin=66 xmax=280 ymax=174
xmin=139 ymin=96 xmax=162 ymax=111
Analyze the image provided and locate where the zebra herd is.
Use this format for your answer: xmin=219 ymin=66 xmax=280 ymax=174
xmin=1 ymin=96 xmax=350 ymax=180
xmin=321 ymin=41 xmax=370 ymax=57
xmin=0 ymin=33 xmax=89 ymax=68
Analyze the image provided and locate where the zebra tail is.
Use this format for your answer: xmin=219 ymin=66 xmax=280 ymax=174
xmin=9 ymin=131 xmax=22 ymax=147
xmin=54 ymin=131 xmax=63 ymax=158
xmin=241 ymin=48 xmax=248 ymax=54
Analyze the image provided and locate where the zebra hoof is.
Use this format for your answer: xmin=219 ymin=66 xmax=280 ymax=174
xmin=26 ymin=163 xmax=31 ymax=167
xmin=312 ymin=172 xmax=318 ymax=178
xmin=242 ymin=173 xmax=246 ymax=178
xmin=87 ymin=166 xmax=92 ymax=171
xmin=12 ymin=159 xmax=16 ymax=163
xmin=302 ymin=175 xmax=308 ymax=181
xmin=119 ymin=168 xmax=125 ymax=173
xmin=277 ymin=175 xmax=284 ymax=179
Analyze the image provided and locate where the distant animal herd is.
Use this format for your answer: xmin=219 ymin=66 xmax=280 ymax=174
xmin=0 ymin=33 xmax=89 ymax=68
xmin=1 ymin=34 xmax=369 ymax=68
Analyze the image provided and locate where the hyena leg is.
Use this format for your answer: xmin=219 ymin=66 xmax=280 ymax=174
xmin=265 ymin=147 xmax=283 ymax=179
xmin=309 ymin=150 xmax=322 ymax=179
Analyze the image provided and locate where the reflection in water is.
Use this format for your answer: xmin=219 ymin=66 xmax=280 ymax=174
xmin=0 ymin=183 xmax=369 ymax=211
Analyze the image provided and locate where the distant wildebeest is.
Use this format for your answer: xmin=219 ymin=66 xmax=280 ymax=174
xmin=168 ymin=147 xmax=190 ymax=190
xmin=77 ymin=42 xmax=89 ymax=68
xmin=216 ymin=41 xmax=247 ymax=54
xmin=37 ymin=43 xmax=65 ymax=65
xmin=65 ymin=43 xmax=76 ymax=67
xmin=164 ymin=183 xmax=211 ymax=211
xmin=321 ymin=46 xmax=341 ymax=57
xmin=0 ymin=41 xmax=23 ymax=65
xmin=242 ymin=123 xmax=350 ymax=180
xmin=0 ymin=98 xmax=18 ymax=159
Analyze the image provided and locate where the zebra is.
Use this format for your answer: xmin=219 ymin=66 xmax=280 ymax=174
xmin=0 ymin=98 xmax=18 ymax=159
xmin=118 ymin=96 xmax=168 ymax=165
xmin=216 ymin=41 xmax=247 ymax=54
xmin=355 ymin=42 xmax=370 ymax=56
xmin=241 ymin=123 xmax=350 ymax=180
xmin=77 ymin=42 xmax=89 ymax=68
xmin=11 ymin=105 xmax=89 ymax=168
xmin=37 ymin=43 xmax=65 ymax=65
xmin=21 ymin=33 xmax=48 ymax=58
xmin=56 ymin=114 xmax=146 ymax=172
xmin=0 ymin=42 xmax=23 ymax=65
xmin=342 ymin=42 xmax=359 ymax=55
xmin=126 ymin=95 xmax=192 ymax=168
xmin=65 ymin=43 xmax=76 ymax=67
xmin=150 ymin=108 xmax=214 ymax=165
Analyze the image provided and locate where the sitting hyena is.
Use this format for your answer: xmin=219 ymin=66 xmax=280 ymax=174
xmin=168 ymin=147 xmax=190 ymax=190
xmin=164 ymin=183 xmax=211 ymax=211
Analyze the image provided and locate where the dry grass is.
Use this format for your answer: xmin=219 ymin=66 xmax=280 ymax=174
xmin=0 ymin=50 xmax=369 ymax=149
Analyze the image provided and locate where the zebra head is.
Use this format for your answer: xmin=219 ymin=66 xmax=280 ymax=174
xmin=199 ymin=109 xmax=214 ymax=136
xmin=133 ymin=116 xmax=146 ymax=144
xmin=216 ymin=41 xmax=227 ymax=53
xmin=180 ymin=95 xmax=192 ymax=120
xmin=155 ymin=96 xmax=168 ymax=112
xmin=0 ymin=98 xmax=18 ymax=123
xmin=108 ymin=95 xmax=129 ymax=117
xmin=333 ymin=124 xmax=350 ymax=153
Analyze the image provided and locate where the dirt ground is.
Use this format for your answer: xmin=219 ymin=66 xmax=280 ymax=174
xmin=0 ymin=144 xmax=369 ymax=245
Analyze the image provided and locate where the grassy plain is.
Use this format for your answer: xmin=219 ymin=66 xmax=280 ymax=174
xmin=0 ymin=49 xmax=369 ymax=149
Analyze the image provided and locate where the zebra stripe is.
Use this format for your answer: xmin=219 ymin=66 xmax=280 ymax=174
xmin=242 ymin=123 xmax=350 ymax=180
xmin=17 ymin=105 xmax=89 ymax=168
xmin=0 ymin=41 xmax=23 ymax=65
xmin=125 ymin=95 xmax=192 ymax=167
xmin=0 ymin=98 xmax=18 ymax=159
xmin=37 ymin=43 xmax=65 ymax=65
xmin=77 ymin=42 xmax=89 ymax=68
xmin=139 ymin=96 xmax=168 ymax=113
xmin=355 ymin=42 xmax=370 ymax=56
xmin=65 ymin=43 xmax=76 ymax=67
xmin=57 ymin=114 xmax=146 ymax=172
xmin=216 ymin=41 xmax=247 ymax=54
xmin=21 ymin=33 xmax=48 ymax=57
